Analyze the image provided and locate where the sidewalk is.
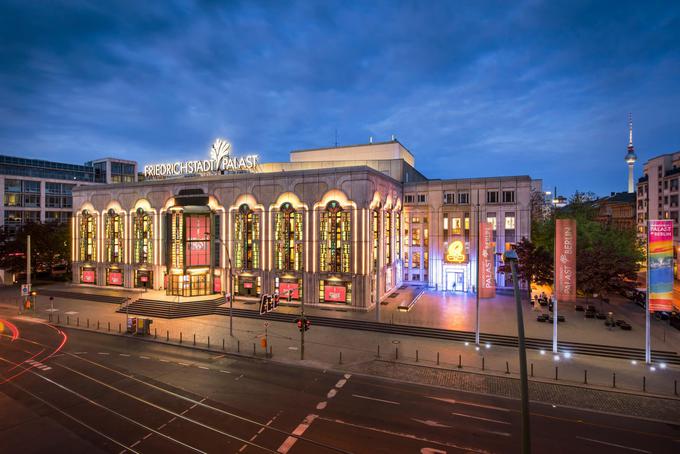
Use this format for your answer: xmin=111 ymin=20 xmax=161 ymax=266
xmin=6 ymin=291 xmax=680 ymax=401
xmin=27 ymin=283 xmax=680 ymax=355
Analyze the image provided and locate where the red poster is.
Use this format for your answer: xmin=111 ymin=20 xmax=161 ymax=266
xmin=140 ymin=275 xmax=148 ymax=282
xmin=555 ymin=219 xmax=577 ymax=303
xmin=243 ymin=281 xmax=253 ymax=289
xmin=279 ymin=282 xmax=299 ymax=299
xmin=324 ymin=285 xmax=346 ymax=302
xmin=108 ymin=271 xmax=122 ymax=286
xmin=479 ymin=222 xmax=495 ymax=298
xmin=82 ymin=269 xmax=95 ymax=283
xmin=213 ymin=276 xmax=221 ymax=293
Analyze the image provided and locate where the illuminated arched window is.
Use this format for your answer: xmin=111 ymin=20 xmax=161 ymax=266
xmin=395 ymin=211 xmax=401 ymax=259
xmin=385 ymin=210 xmax=392 ymax=264
xmin=105 ymin=208 xmax=122 ymax=263
xmin=235 ymin=203 xmax=260 ymax=269
xmin=274 ymin=202 xmax=303 ymax=271
xmin=134 ymin=207 xmax=153 ymax=264
xmin=320 ymin=200 xmax=351 ymax=273
xmin=79 ymin=210 xmax=96 ymax=262
xmin=372 ymin=209 xmax=380 ymax=270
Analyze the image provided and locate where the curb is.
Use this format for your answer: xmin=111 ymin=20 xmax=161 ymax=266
xmin=48 ymin=319 xmax=679 ymax=401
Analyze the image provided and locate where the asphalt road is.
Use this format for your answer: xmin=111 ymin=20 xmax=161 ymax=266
xmin=0 ymin=315 xmax=678 ymax=453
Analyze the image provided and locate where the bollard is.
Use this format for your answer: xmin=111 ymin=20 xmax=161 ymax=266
xmin=530 ymin=363 xmax=534 ymax=377
xmin=57 ymin=314 xmax=60 ymax=324
xmin=674 ymin=380 xmax=677 ymax=396
xmin=437 ymin=352 xmax=440 ymax=365
xmin=584 ymin=370 xmax=588 ymax=385
xmin=180 ymin=332 xmax=183 ymax=344
xmin=339 ymin=351 xmax=343 ymax=364
xmin=67 ymin=315 xmax=70 ymax=325
xmin=377 ymin=344 xmax=381 ymax=359
xmin=643 ymin=376 xmax=646 ymax=393
xmin=77 ymin=317 xmax=79 ymax=327
xmin=97 ymin=321 xmax=100 ymax=330
xmin=269 ymin=345 xmax=272 ymax=358
xmin=166 ymin=330 xmax=169 ymax=341
xmin=238 ymin=339 xmax=240 ymax=353
xmin=193 ymin=333 xmax=196 ymax=346
xmin=395 ymin=346 xmax=399 ymax=360
xmin=208 ymin=336 xmax=210 ymax=348
xmin=253 ymin=343 xmax=256 ymax=355
xmin=555 ymin=366 xmax=558 ymax=381
xmin=49 ymin=314 xmax=52 ymax=322
xmin=87 ymin=318 xmax=89 ymax=328
xmin=119 ymin=323 xmax=121 ymax=333
xmin=613 ymin=372 xmax=616 ymax=388
xmin=416 ymin=350 xmax=419 ymax=362
xmin=108 ymin=321 xmax=110 ymax=332
xmin=458 ymin=354 xmax=462 ymax=369
xmin=154 ymin=328 xmax=157 ymax=339
xmin=505 ymin=361 xmax=510 ymax=374
xmin=482 ymin=357 xmax=485 ymax=371
xmin=222 ymin=338 xmax=225 ymax=350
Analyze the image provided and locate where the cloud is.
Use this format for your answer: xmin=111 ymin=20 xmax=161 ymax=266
xmin=0 ymin=0 xmax=678 ymax=196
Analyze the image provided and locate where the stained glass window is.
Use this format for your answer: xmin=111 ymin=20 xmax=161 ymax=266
xmin=320 ymin=201 xmax=351 ymax=273
xmin=79 ymin=210 xmax=96 ymax=262
xmin=235 ymin=204 xmax=260 ymax=269
xmin=105 ymin=210 xmax=122 ymax=263
xmin=274 ymin=202 xmax=303 ymax=271
xmin=134 ymin=208 xmax=153 ymax=264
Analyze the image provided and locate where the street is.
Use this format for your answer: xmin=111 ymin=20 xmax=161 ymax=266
xmin=1 ymin=316 xmax=679 ymax=453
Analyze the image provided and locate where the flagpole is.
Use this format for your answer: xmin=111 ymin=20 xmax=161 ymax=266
xmin=645 ymin=220 xmax=651 ymax=364
xmin=475 ymin=189 xmax=480 ymax=346
xmin=553 ymin=221 xmax=557 ymax=354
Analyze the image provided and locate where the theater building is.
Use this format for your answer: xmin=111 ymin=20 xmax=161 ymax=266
xmin=71 ymin=138 xmax=539 ymax=309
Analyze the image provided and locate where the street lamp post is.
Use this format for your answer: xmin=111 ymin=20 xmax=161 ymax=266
xmin=505 ymin=249 xmax=531 ymax=454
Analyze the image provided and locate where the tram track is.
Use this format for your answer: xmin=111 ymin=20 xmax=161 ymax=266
xmin=0 ymin=326 xmax=352 ymax=454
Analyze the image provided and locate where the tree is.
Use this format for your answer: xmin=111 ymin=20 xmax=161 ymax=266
xmin=500 ymin=237 xmax=553 ymax=291
xmin=526 ymin=190 xmax=643 ymax=298
xmin=0 ymin=223 xmax=71 ymax=277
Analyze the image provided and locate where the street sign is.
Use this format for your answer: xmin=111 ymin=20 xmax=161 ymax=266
xmin=21 ymin=284 xmax=30 ymax=296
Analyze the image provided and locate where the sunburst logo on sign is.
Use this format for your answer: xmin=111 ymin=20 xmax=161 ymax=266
xmin=445 ymin=240 xmax=467 ymax=263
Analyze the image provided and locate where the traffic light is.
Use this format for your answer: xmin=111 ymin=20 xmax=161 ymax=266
xmin=304 ymin=318 xmax=311 ymax=331
xmin=266 ymin=295 xmax=273 ymax=312
xmin=273 ymin=292 xmax=280 ymax=309
xmin=296 ymin=318 xmax=303 ymax=332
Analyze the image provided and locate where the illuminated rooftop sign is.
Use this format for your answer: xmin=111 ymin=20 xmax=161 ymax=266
xmin=144 ymin=138 xmax=259 ymax=179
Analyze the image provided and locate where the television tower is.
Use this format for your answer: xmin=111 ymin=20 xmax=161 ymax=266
xmin=625 ymin=113 xmax=637 ymax=193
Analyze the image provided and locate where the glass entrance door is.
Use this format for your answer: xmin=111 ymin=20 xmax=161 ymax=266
xmin=167 ymin=273 xmax=211 ymax=296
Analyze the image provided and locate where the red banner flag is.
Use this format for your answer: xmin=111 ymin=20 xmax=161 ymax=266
xmin=648 ymin=220 xmax=674 ymax=312
xmin=555 ymin=219 xmax=577 ymax=302
xmin=479 ymin=222 xmax=496 ymax=298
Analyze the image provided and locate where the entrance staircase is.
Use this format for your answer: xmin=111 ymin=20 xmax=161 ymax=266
xmin=116 ymin=296 xmax=223 ymax=319
xmin=40 ymin=289 xmax=128 ymax=305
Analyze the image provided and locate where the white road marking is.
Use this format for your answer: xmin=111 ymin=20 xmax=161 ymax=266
xmin=238 ymin=445 xmax=247 ymax=453
xmin=344 ymin=374 xmax=351 ymax=379
xmin=335 ymin=379 xmax=347 ymax=388
xmin=130 ymin=440 xmax=141 ymax=448
xmin=451 ymin=412 xmax=510 ymax=425
xmin=421 ymin=449 xmax=447 ymax=454
xmin=198 ymin=366 xmax=209 ymax=370
xmin=140 ymin=356 xmax=150 ymax=359
xmin=64 ymin=311 xmax=78 ymax=315
xmin=220 ymin=370 xmax=230 ymax=374
xmin=249 ymin=434 xmax=257 ymax=441
xmin=178 ymin=363 xmax=189 ymax=366
xmin=159 ymin=359 xmax=170 ymax=363
xmin=327 ymin=389 xmax=337 ymax=399
xmin=428 ymin=396 xmax=509 ymax=412
xmin=288 ymin=346 xmax=298 ymax=350
xmin=257 ymin=427 xmax=265 ymax=434
xmin=74 ymin=352 xmax=87 ymax=355
xmin=412 ymin=418 xmax=451 ymax=428
xmin=277 ymin=414 xmax=318 ymax=454
xmin=143 ymin=433 xmax=152 ymax=440
xmin=351 ymin=394 xmax=400 ymax=405
xmin=316 ymin=401 xmax=327 ymax=410
xmin=235 ymin=374 xmax=243 ymax=381
xmin=98 ymin=352 xmax=109 ymax=355
xmin=321 ymin=417 xmax=487 ymax=452
xmin=576 ymin=436 xmax=651 ymax=453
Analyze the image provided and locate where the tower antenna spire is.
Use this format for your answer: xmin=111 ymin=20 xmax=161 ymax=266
xmin=625 ymin=112 xmax=637 ymax=193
